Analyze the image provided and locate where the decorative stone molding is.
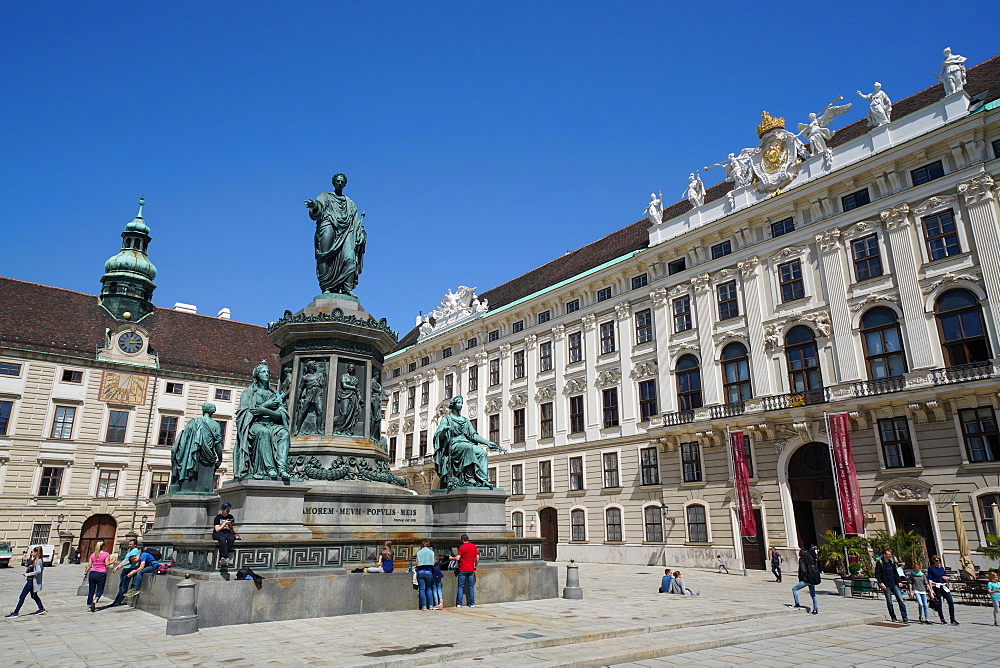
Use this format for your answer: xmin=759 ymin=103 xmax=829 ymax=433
xmin=524 ymin=334 xmax=537 ymax=350
xmin=792 ymin=420 xmax=813 ymax=442
xmin=420 ymin=416 xmax=428 ymax=429
xmin=912 ymin=194 xmax=957 ymax=214
xmin=738 ymin=256 xmax=760 ymax=278
xmin=769 ymin=246 xmax=807 ymax=263
xmin=888 ymin=483 xmax=927 ymax=500
xmin=631 ymin=360 xmax=658 ymax=379
xmin=696 ymin=429 xmax=724 ymax=448
xmin=668 ymin=342 xmax=700 ymax=357
xmin=468 ymin=403 xmax=477 ymax=419
xmin=920 ymin=271 xmax=981 ymax=295
xmin=414 ymin=286 xmax=488 ymax=342
xmin=435 ymin=403 xmax=450 ymax=419
xmin=474 ymin=351 xmax=488 ymax=364
xmin=924 ymin=399 xmax=946 ymax=422
xmin=484 ymin=397 xmax=503 ymax=414
xmin=667 ymin=283 xmax=690 ymax=298
xmin=595 ymin=369 xmax=621 ymax=388
xmin=535 ymin=386 xmax=556 ymax=402
xmin=403 ymin=419 xmax=414 ymax=432
xmin=691 ymin=273 xmax=711 ymax=292
xmin=564 ymin=377 xmax=587 ymax=395
xmin=964 ymin=140 xmax=986 ymax=163
xmin=880 ymin=203 xmax=911 ymax=230
xmin=498 ymin=343 xmax=511 ymax=357
xmin=848 ymin=410 xmax=869 ymax=431
xmin=386 ymin=423 xmax=400 ymax=436
xmin=552 ymin=324 xmax=566 ymax=341
xmin=958 ymin=175 xmax=996 ymax=205
xmin=746 ymin=423 xmax=775 ymax=442
xmin=844 ymin=220 xmax=881 ymax=239
xmin=614 ymin=301 xmax=632 ymax=320
xmin=713 ymin=329 xmax=748 ymax=347
xmin=712 ymin=268 xmax=737 ymax=283
xmin=849 ymin=292 xmax=899 ymax=313
xmin=763 ymin=323 xmax=783 ymax=352
xmin=650 ymin=287 xmax=670 ymax=306
xmin=815 ymin=228 xmax=841 ymax=252
xmin=772 ymin=309 xmax=833 ymax=339
xmin=906 ymin=402 xmax=928 ymax=424
xmin=508 ymin=393 xmax=528 ymax=409
xmin=582 ymin=314 xmax=597 ymax=330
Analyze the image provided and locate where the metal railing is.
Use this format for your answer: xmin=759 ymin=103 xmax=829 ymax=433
xmin=852 ymin=375 xmax=906 ymax=397
xmin=761 ymin=387 xmax=829 ymax=411
xmin=661 ymin=410 xmax=696 ymax=425
xmin=930 ymin=361 xmax=994 ymax=385
xmin=709 ymin=402 xmax=745 ymax=418
xmin=404 ymin=455 xmax=434 ymax=467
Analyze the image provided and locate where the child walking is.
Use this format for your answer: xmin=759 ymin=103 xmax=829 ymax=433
xmin=907 ymin=562 xmax=931 ymax=624
xmin=988 ymin=571 xmax=1000 ymax=626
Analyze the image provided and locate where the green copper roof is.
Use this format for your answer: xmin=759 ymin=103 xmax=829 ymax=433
xmin=103 ymin=249 xmax=157 ymax=280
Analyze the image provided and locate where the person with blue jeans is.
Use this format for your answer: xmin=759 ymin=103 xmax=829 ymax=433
xmin=415 ymin=540 xmax=436 ymax=611
xmin=124 ymin=551 xmax=160 ymax=596
xmin=659 ymin=569 xmax=673 ymax=593
xmin=450 ymin=534 xmax=479 ymax=608
xmin=875 ymin=548 xmax=909 ymax=623
xmin=110 ymin=539 xmax=140 ymax=606
xmin=791 ymin=548 xmax=821 ymax=614
xmin=431 ymin=556 xmax=444 ymax=610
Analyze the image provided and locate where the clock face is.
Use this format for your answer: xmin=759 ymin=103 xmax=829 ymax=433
xmin=118 ymin=332 xmax=144 ymax=354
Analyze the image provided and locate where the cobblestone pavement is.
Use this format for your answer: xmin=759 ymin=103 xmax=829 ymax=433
xmin=0 ymin=561 xmax=996 ymax=666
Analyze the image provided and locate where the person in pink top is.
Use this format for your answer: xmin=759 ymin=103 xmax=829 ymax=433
xmin=82 ymin=541 xmax=114 ymax=612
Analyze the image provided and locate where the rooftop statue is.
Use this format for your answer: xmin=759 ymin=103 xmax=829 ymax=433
xmin=857 ymin=83 xmax=892 ymax=127
xmin=938 ymin=47 xmax=968 ymax=95
xmin=706 ymin=150 xmax=754 ymax=206
xmin=169 ymin=403 xmax=222 ymax=493
xmin=796 ymin=97 xmax=852 ymax=168
xmin=305 ymin=173 xmax=367 ymax=297
xmin=644 ymin=192 xmax=663 ymax=226
xmin=235 ymin=363 xmax=291 ymax=480
xmin=683 ymin=172 xmax=706 ymax=208
xmin=433 ymin=396 xmax=506 ymax=490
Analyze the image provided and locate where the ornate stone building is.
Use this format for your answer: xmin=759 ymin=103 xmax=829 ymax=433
xmin=0 ymin=204 xmax=276 ymax=561
xmin=384 ymin=53 xmax=1000 ymax=568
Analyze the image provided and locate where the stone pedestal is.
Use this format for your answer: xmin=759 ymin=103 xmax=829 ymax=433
xmin=216 ymin=480 xmax=312 ymax=540
xmin=430 ymin=488 xmax=511 ymax=539
xmin=145 ymin=492 xmax=219 ymax=543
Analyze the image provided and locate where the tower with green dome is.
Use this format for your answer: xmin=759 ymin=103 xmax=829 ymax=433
xmin=99 ymin=197 xmax=158 ymax=321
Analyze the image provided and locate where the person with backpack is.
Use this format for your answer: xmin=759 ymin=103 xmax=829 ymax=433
xmin=790 ymin=547 xmax=821 ymax=614
xmin=431 ymin=553 xmax=444 ymax=610
xmin=875 ymin=548 xmax=909 ymax=623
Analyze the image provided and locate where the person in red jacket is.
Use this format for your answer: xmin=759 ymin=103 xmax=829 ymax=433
xmin=450 ymin=534 xmax=479 ymax=608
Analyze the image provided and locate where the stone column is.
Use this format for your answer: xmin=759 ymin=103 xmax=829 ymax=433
xmin=582 ymin=314 xmax=599 ymax=434
xmin=551 ymin=325 xmax=568 ymax=439
xmin=524 ymin=334 xmax=539 ymax=442
xmin=473 ymin=351 xmax=488 ymax=433
xmin=649 ymin=287 xmax=674 ymax=412
xmin=498 ymin=343 xmax=512 ymax=447
xmin=691 ymin=273 xmax=720 ymax=405
xmin=880 ymin=203 xmax=936 ymax=369
xmin=959 ymin=175 xmax=1000 ymax=308
xmin=815 ymin=229 xmax=860 ymax=382
xmin=737 ymin=257 xmax=772 ymax=395
xmin=615 ymin=301 xmax=638 ymax=423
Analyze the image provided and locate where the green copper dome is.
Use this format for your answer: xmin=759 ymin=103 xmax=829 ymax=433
xmin=103 ymin=249 xmax=158 ymax=280
xmin=124 ymin=214 xmax=150 ymax=234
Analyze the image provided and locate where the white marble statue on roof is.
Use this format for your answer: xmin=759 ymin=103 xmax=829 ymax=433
xmin=416 ymin=287 xmax=488 ymax=340
xmin=644 ymin=192 xmax=663 ymax=226
xmin=683 ymin=172 xmax=706 ymax=208
xmin=707 ymin=150 xmax=754 ymax=207
xmin=796 ymin=97 xmax=852 ymax=168
xmin=938 ymin=47 xmax=968 ymax=95
xmin=857 ymin=82 xmax=892 ymax=127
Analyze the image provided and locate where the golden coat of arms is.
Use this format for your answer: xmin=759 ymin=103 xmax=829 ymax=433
xmin=748 ymin=111 xmax=807 ymax=193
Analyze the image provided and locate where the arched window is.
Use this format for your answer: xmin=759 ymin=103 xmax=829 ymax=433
xmin=721 ymin=342 xmax=752 ymax=403
xmin=570 ymin=508 xmax=587 ymax=542
xmin=686 ymin=504 xmax=708 ymax=542
xmin=935 ymin=289 xmax=991 ymax=366
xmin=511 ymin=511 xmax=524 ymax=538
xmin=861 ymin=308 xmax=907 ymax=378
xmin=785 ymin=326 xmax=822 ymax=392
xmin=644 ymin=506 xmax=664 ymax=542
xmin=605 ymin=507 xmax=623 ymax=542
xmin=675 ymin=355 xmax=702 ymax=411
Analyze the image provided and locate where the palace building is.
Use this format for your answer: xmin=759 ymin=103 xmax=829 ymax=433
xmin=383 ymin=52 xmax=1000 ymax=569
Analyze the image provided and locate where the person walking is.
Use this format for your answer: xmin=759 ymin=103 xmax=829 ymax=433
xmin=450 ymin=534 xmax=479 ymax=608
xmin=907 ymin=561 xmax=931 ymax=624
xmin=6 ymin=546 xmax=45 ymax=617
xmin=415 ymin=540 xmax=436 ymax=611
xmin=109 ymin=538 xmax=140 ymax=606
xmin=770 ymin=547 xmax=784 ymax=582
xmin=82 ymin=541 xmax=113 ymax=612
xmin=717 ymin=555 xmax=729 ymax=574
xmin=875 ymin=548 xmax=909 ymax=623
xmin=431 ymin=554 xmax=444 ymax=610
xmin=212 ymin=502 xmax=238 ymax=568
xmin=928 ymin=555 xmax=959 ymax=625
xmin=659 ymin=568 xmax=674 ymax=593
xmin=790 ymin=548 xmax=821 ymax=614
xmin=987 ymin=571 xmax=1000 ymax=626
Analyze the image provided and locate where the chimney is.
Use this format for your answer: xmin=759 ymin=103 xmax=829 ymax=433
xmin=173 ymin=302 xmax=197 ymax=314
xmin=217 ymin=308 xmax=231 ymax=320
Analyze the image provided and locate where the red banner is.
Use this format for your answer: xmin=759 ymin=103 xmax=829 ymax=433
xmin=729 ymin=431 xmax=757 ymax=538
xmin=828 ymin=412 xmax=865 ymax=535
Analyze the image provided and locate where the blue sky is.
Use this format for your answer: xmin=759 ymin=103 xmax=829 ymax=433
xmin=1 ymin=1 xmax=994 ymax=338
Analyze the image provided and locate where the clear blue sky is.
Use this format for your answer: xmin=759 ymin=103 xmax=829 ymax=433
xmin=1 ymin=2 xmax=994 ymax=337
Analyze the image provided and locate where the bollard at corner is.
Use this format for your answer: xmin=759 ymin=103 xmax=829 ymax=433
xmin=562 ymin=559 xmax=584 ymax=599
xmin=165 ymin=574 xmax=199 ymax=636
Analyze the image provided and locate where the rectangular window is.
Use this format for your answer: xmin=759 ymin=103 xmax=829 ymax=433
xmin=215 ymin=419 xmax=228 ymax=446
xmin=420 ymin=381 xmax=429 ymax=406
xmin=443 ymin=374 xmax=454 ymax=399
xmin=667 ymin=258 xmax=686 ymax=275
xmin=568 ymin=332 xmax=583 ymax=363
xmin=149 ymin=471 xmax=170 ymax=499
xmin=540 ymin=402 xmax=554 ymax=439
xmin=419 ymin=430 xmax=428 ymax=457
xmin=0 ymin=361 xmax=22 ymax=376
xmin=778 ymin=260 xmax=805 ymax=302
xmin=392 ymin=367 xmax=401 ymax=378
xmin=638 ymin=380 xmax=657 ymax=421
xmin=489 ymin=413 xmax=500 ymax=444
xmin=50 ymin=405 xmax=76 ymax=440
xmin=512 ymin=512 xmax=524 ymax=537
xmin=673 ymin=296 xmax=692 ymax=332
xmin=603 ymin=452 xmax=620 ymax=488
xmin=852 ymin=235 xmax=883 ymax=281
xmin=923 ymin=209 xmax=961 ymax=260
xmin=0 ymin=400 xmax=13 ymax=436
xmin=468 ymin=365 xmax=478 ymax=392
xmin=38 ymin=467 xmax=63 ymax=497
xmin=717 ymin=280 xmax=739 ymax=319
xmin=511 ymin=464 xmax=523 ymax=495
xmin=878 ymin=417 xmax=916 ymax=468
xmin=606 ymin=507 xmax=623 ymax=542
xmin=979 ymin=493 xmax=1000 ymax=537
xmin=960 ymin=407 xmax=1000 ymax=463
xmin=214 ymin=388 xmax=232 ymax=401
xmin=771 ymin=217 xmax=795 ymax=237
xmin=408 ymin=361 xmax=417 ymax=373
xmin=442 ymin=347 xmax=452 ymax=358
xmin=911 ymin=160 xmax=944 ymax=186
xmin=165 ymin=382 xmax=183 ymax=394
xmin=512 ymin=320 xmax=524 ymax=334
xmin=743 ymin=438 xmax=755 ymax=478
xmin=644 ymin=506 xmax=664 ymax=542
xmin=569 ymin=395 xmax=585 ymax=433
xmin=471 ymin=418 xmax=478 ymax=432
xmin=388 ymin=437 xmax=397 ymax=462
xmin=600 ymin=321 xmax=616 ymax=354
xmin=569 ymin=456 xmax=585 ymax=490
xmin=597 ymin=287 xmax=612 ymax=302
xmin=537 ymin=310 xmax=551 ymax=325
xmin=421 ymin=356 xmax=430 ymax=367
xmin=842 ymin=188 xmax=871 ymax=212
xmin=30 ymin=524 xmax=51 ymax=545
xmin=158 ymin=415 xmax=179 ymax=446
xmin=489 ymin=358 xmax=500 ymax=386
xmin=602 ymin=388 xmax=619 ymax=428
xmin=407 ymin=386 xmax=416 ymax=410
xmin=62 ymin=369 xmax=83 ymax=383
xmin=631 ymin=273 xmax=648 ymax=290
xmin=686 ymin=505 xmax=708 ymax=542
xmin=404 ymin=433 xmax=414 ymax=459
xmin=571 ymin=509 xmax=586 ymax=541
xmin=105 ymin=410 xmax=128 ymax=443
xmin=392 ymin=391 xmax=399 ymax=414
xmin=681 ymin=442 xmax=702 ymax=483
xmin=488 ymin=329 xmax=500 ymax=342
xmin=994 ymin=139 xmax=1000 ymax=160
xmin=467 ymin=337 xmax=478 ymax=349
xmin=513 ymin=350 xmax=525 ymax=379
xmin=640 ymin=446 xmax=660 ymax=485
xmin=538 ymin=460 xmax=552 ymax=493
xmin=96 ymin=469 xmax=119 ymax=498
xmin=512 ymin=408 xmax=525 ymax=443
xmin=487 ymin=466 xmax=496 ymax=487
xmin=539 ymin=341 xmax=553 ymax=371
xmin=635 ymin=309 xmax=653 ymax=344
xmin=565 ymin=299 xmax=580 ymax=314
xmin=711 ymin=241 xmax=732 ymax=259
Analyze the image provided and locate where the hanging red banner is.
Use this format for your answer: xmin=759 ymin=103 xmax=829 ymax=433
xmin=729 ymin=431 xmax=757 ymax=538
xmin=828 ymin=412 xmax=865 ymax=535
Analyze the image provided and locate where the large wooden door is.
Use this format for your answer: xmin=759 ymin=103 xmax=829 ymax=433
xmin=741 ymin=509 xmax=767 ymax=570
xmin=539 ymin=507 xmax=558 ymax=561
xmin=79 ymin=514 xmax=117 ymax=559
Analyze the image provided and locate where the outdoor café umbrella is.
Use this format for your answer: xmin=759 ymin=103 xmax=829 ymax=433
xmin=952 ymin=502 xmax=978 ymax=581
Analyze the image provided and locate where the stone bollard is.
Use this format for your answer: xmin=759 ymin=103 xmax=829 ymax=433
xmin=562 ymin=559 xmax=583 ymax=599
xmin=165 ymin=574 xmax=199 ymax=636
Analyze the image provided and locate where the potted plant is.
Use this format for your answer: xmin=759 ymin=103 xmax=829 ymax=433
xmin=819 ymin=530 xmax=870 ymax=596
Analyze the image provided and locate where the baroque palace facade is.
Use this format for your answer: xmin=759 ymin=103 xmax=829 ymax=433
xmin=0 ymin=204 xmax=276 ymax=561
xmin=384 ymin=52 xmax=1000 ymax=568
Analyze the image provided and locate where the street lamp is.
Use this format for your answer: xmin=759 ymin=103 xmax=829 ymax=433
xmin=56 ymin=513 xmax=65 ymax=530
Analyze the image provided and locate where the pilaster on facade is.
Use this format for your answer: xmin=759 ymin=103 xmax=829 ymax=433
xmin=815 ymin=228 xmax=861 ymax=382
xmin=958 ymin=175 xmax=1000 ymax=332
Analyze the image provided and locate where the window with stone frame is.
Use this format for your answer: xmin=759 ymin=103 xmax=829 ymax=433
xmin=96 ymin=469 xmax=119 ymax=498
xmin=537 ymin=310 xmax=551 ymax=325
xmin=635 ymin=309 xmax=653 ymax=344
xmin=644 ymin=506 xmax=664 ymax=542
xmin=778 ymin=260 xmax=805 ymax=302
xmin=513 ymin=350 xmax=525 ymax=379
xmin=675 ymin=355 xmax=702 ymax=411
xmin=539 ymin=341 xmax=553 ymax=371
xmin=157 ymin=415 xmax=178 ymax=446
xmin=420 ymin=381 xmax=429 ymax=406
xmin=388 ymin=437 xmax=397 ymax=463
xmin=935 ymin=289 xmax=991 ymax=366
xmin=468 ymin=365 xmax=478 ymax=391
xmin=487 ymin=466 xmax=496 ymax=487
xmin=569 ymin=456 xmax=585 ymax=490
xmin=419 ymin=430 xmax=428 ymax=457
xmin=721 ymin=342 xmax=752 ymax=403
xmin=0 ymin=400 xmax=12 ymax=436
xmin=467 ymin=337 xmax=478 ymax=349
xmin=511 ymin=464 xmax=523 ymax=495
xmin=540 ymin=402 xmax=554 ymax=439
xmin=214 ymin=388 xmax=232 ymax=401
xmin=443 ymin=374 xmax=454 ymax=399
xmin=421 ymin=356 xmax=430 ymax=367
xmin=512 ymin=408 xmax=526 ymax=443
xmin=959 ymin=407 xmax=1000 ymax=463
xmin=640 ymin=446 xmax=660 ymax=485
xmin=597 ymin=286 xmax=612 ymax=302
xmin=681 ymin=442 xmax=702 ymax=483
xmin=771 ymin=217 xmax=795 ymax=237
xmin=50 ymin=405 xmax=76 ymax=440
xmin=105 ymin=410 xmax=128 ymax=443
xmin=568 ymin=332 xmax=583 ymax=363
xmin=392 ymin=367 xmax=401 ymax=378
xmin=785 ymin=326 xmax=823 ymax=392
xmin=407 ymin=386 xmax=416 ymax=409
xmin=711 ymin=240 xmax=732 ymax=259
xmin=717 ymin=280 xmax=739 ymax=320
xmin=62 ymin=369 xmax=83 ymax=383
xmin=852 ymin=234 xmax=883 ymax=281
xmin=570 ymin=509 xmax=587 ymax=541
xmin=673 ymin=295 xmax=692 ymax=332
xmin=977 ymin=493 xmax=1000 ymax=537
xmin=600 ymin=321 xmax=616 ymax=354
xmin=30 ymin=524 xmax=51 ymax=545
xmin=0 ymin=361 xmax=22 ymax=376
xmin=922 ymin=209 xmax=961 ymax=260
xmin=569 ymin=395 xmax=585 ymax=433
xmin=602 ymin=452 xmax=620 ymax=488
xmin=404 ymin=432 xmax=414 ymax=459
xmin=488 ymin=329 xmax=500 ymax=342
xmin=408 ymin=361 xmax=417 ymax=373
xmin=511 ymin=511 xmax=524 ymax=538
xmin=149 ymin=471 xmax=170 ymax=499
xmin=993 ymin=139 xmax=1000 ymax=160
xmin=38 ymin=467 xmax=63 ymax=497
xmin=667 ymin=258 xmax=686 ymax=275
xmin=861 ymin=308 xmax=907 ymax=379
xmin=605 ymin=507 xmax=623 ymax=542
xmin=602 ymin=388 xmax=619 ymax=428
xmin=442 ymin=347 xmax=452 ymax=358
xmin=639 ymin=380 xmax=657 ymax=421
xmin=565 ymin=299 xmax=580 ymax=314
xmin=841 ymin=188 xmax=871 ymax=212
xmin=489 ymin=413 xmax=500 ymax=444
xmin=512 ymin=320 xmax=524 ymax=334
xmin=538 ymin=460 xmax=552 ymax=493
xmin=392 ymin=391 xmax=399 ymax=413
xmin=878 ymin=417 xmax=916 ymax=468
xmin=686 ymin=504 xmax=708 ymax=542
xmin=631 ymin=273 xmax=648 ymax=290
xmin=910 ymin=160 xmax=944 ymax=186
xmin=489 ymin=358 xmax=500 ymax=385
xmin=165 ymin=382 xmax=184 ymax=394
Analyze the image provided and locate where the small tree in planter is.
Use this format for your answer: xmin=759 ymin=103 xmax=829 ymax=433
xmin=868 ymin=529 xmax=925 ymax=568
xmin=818 ymin=530 xmax=869 ymax=578
xmin=978 ymin=534 xmax=1000 ymax=561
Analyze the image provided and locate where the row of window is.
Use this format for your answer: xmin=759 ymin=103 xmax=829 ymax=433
xmin=502 ymin=448 xmax=662 ymax=496
xmin=30 ymin=466 xmax=177 ymax=499
xmin=511 ymin=504 xmax=707 ymax=543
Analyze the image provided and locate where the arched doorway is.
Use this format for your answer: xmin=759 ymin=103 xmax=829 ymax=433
xmin=538 ymin=507 xmax=558 ymax=561
xmin=787 ymin=442 xmax=838 ymax=549
xmin=79 ymin=514 xmax=117 ymax=560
